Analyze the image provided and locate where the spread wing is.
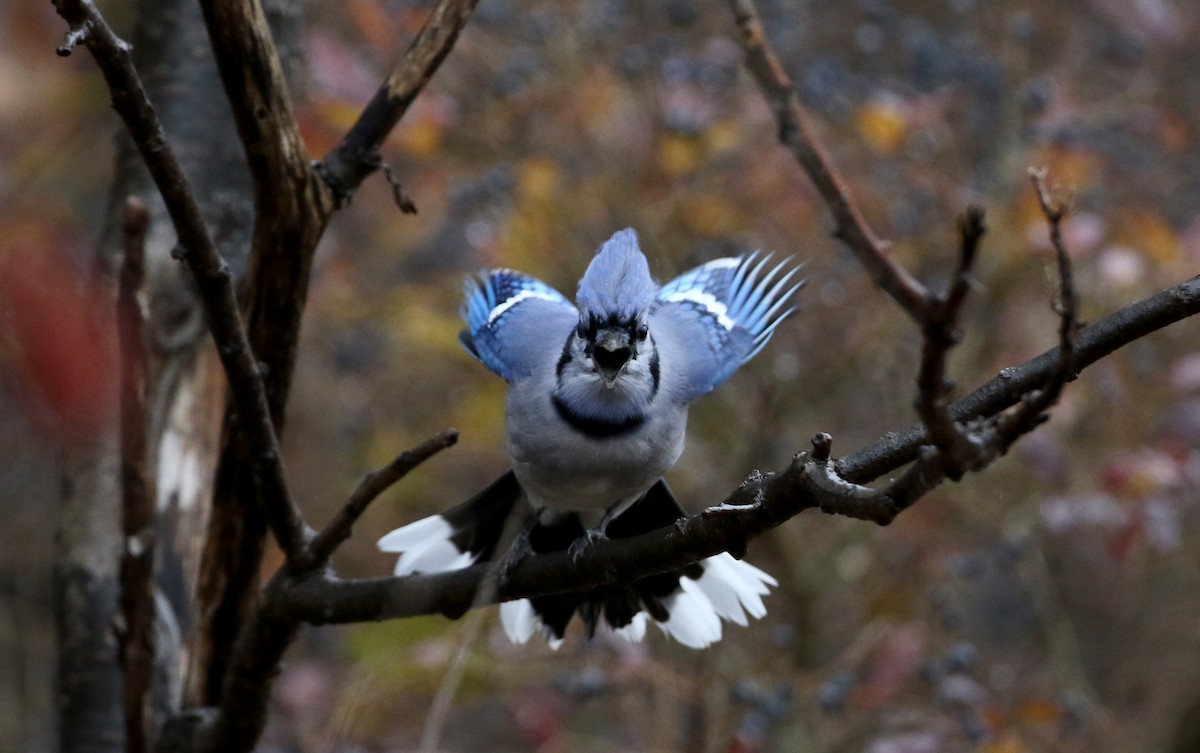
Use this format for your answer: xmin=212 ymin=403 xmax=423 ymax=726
xmin=650 ymin=253 xmax=804 ymax=402
xmin=460 ymin=269 xmax=578 ymax=382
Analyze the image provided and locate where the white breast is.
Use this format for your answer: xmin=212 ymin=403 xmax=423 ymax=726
xmin=504 ymin=388 xmax=687 ymax=516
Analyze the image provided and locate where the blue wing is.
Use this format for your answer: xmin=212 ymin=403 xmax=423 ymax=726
xmin=460 ymin=269 xmax=578 ymax=382
xmin=651 ymin=253 xmax=804 ymax=401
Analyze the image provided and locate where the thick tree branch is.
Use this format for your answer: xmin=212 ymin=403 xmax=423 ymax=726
xmin=317 ymin=0 xmax=482 ymax=204
xmin=725 ymin=0 xmax=930 ymax=323
xmin=193 ymin=0 xmax=479 ymax=707
xmin=282 ymin=444 xmax=939 ymax=626
xmin=191 ymin=0 xmax=332 ymax=707
xmin=195 ymin=0 xmax=333 ymax=422
xmin=192 ymin=572 xmax=298 ymax=753
xmin=118 ymin=197 xmax=154 ymax=753
xmin=50 ymin=0 xmax=309 ymax=560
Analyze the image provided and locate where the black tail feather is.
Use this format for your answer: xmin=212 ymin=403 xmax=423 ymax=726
xmin=444 ymin=469 xmax=524 ymax=562
xmin=519 ymin=480 xmax=701 ymax=639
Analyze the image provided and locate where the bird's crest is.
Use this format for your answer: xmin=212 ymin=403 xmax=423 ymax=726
xmin=576 ymin=229 xmax=659 ymax=322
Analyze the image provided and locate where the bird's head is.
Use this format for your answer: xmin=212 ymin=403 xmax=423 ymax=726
xmin=574 ymin=229 xmax=658 ymax=389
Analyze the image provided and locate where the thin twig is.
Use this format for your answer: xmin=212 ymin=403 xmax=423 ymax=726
xmin=725 ymin=0 xmax=930 ymax=323
xmin=51 ymin=0 xmax=310 ymax=562
xmin=418 ymin=608 xmax=487 ymax=752
xmin=318 ymin=0 xmax=482 ymax=205
xmin=306 ymin=429 xmax=459 ymax=565
xmin=118 ymin=196 xmax=155 ymax=753
xmin=913 ymin=208 xmax=986 ymax=465
xmin=996 ymin=168 xmax=1081 ymax=441
xmin=382 ymin=163 xmax=420 ymax=214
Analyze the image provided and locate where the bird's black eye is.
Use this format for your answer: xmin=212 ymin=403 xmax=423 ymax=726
xmin=636 ymin=323 xmax=649 ymax=341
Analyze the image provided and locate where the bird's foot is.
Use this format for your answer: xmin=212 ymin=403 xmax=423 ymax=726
xmin=496 ymin=528 xmax=534 ymax=585
xmin=568 ymin=528 xmax=608 ymax=564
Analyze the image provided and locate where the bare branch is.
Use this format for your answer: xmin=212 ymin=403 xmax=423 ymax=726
xmin=283 ymin=440 xmax=934 ymax=626
xmin=382 ymin=163 xmax=420 ymax=214
xmin=725 ymin=0 xmax=930 ymax=323
xmin=188 ymin=0 xmax=333 ymax=706
xmin=843 ymin=272 xmax=1199 ymax=482
xmin=50 ymin=0 xmax=309 ymax=561
xmin=912 ymin=207 xmax=988 ymax=465
xmin=994 ymin=168 xmax=1082 ymax=443
xmin=196 ymin=0 xmax=330 ymax=216
xmin=317 ymin=0 xmax=482 ymax=204
xmin=118 ymin=197 xmax=155 ymax=753
xmin=194 ymin=0 xmax=334 ymax=418
xmin=306 ymin=429 xmax=460 ymax=565
xmin=195 ymin=574 xmax=299 ymax=753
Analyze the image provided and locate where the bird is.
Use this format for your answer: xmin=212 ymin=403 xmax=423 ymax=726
xmin=379 ymin=228 xmax=804 ymax=648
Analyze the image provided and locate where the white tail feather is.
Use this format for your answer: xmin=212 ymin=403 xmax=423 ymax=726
xmin=500 ymin=599 xmax=538 ymax=644
xmin=378 ymin=516 xmax=477 ymax=576
xmin=500 ymin=599 xmax=564 ymax=650
xmin=658 ymin=577 xmax=724 ymax=649
xmin=613 ymin=612 xmax=648 ymax=643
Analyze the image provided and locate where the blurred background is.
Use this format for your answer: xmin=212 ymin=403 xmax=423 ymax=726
xmin=4 ymin=0 xmax=1200 ymax=751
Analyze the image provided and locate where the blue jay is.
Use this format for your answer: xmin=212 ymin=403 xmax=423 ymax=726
xmin=380 ymin=229 xmax=803 ymax=648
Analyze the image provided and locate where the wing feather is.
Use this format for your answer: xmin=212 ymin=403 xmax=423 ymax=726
xmin=460 ymin=269 xmax=577 ymax=381
xmin=652 ymin=253 xmax=804 ymax=400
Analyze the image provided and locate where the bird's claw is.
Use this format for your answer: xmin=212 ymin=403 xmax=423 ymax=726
xmin=568 ymin=529 xmax=608 ymax=563
xmin=497 ymin=532 xmax=534 ymax=584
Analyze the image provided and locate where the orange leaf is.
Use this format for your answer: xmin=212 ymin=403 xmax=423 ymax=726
xmin=855 ymin=97 xmax=908 ymax=154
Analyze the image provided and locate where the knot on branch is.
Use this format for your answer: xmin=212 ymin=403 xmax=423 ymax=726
xmin=810 ymin=432 xmax=833 ymax=461
xmin=56 ymin=19 xmax=92 ymax=56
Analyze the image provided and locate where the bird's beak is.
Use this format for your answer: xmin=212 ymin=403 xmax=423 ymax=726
xmin=591 ymin=327 xmax=633 ymax=388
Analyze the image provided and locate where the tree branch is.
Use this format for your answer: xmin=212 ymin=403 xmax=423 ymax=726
xmin=195 ymin=0 xmax=333 ymax=423
xmin=914 ymin=207 xmax=986 ymax=464
xmin=192 ymin=571 xmax=298 ymax=753
xmin=725 ymin=0 xmax=930 ymax=323
xmin=316 ymin=0 xmax=482 ymax=205
xmin=305 ymin=429 xmax=460 ymax=566
xmin=999 ymin=167 xmax=1080 ymax=442
xmin=840 ymin=271 xmax=1199 ymax=483
xmin=50 ymin=0 xmax=309 ymax=560
xmin=190 ymin=0 xmax=333 ymax=707
xmin=118 ymin=197 xmax=154 ymax=753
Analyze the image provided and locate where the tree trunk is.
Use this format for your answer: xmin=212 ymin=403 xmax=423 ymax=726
xmin=54 ymin=0 xmax=261 ymax=748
